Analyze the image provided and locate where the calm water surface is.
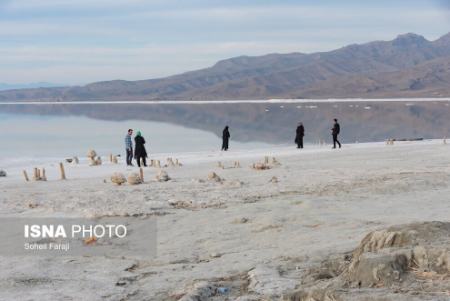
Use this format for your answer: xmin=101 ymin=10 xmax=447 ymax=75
xmin=0 ymin=112 xmax=272 ymax=159
xmin=1 ymin=100 xmax=450 ymax=160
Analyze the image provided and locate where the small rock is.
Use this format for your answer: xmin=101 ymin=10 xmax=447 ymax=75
xmin=28 ymin=202 xmax=39 ymax=209
xmin=210 ymin=252 xmax=222 ymax=258
xmin=233 ymin=217 xmax=249 ymax=224
xmin=217 ymin=287 xmax=229 ymax=294
xmin=115 ymin=280 xmax=127 ymax=286
xmin=224 ymin=180 xmax=243 ymax=188
xmin=168 ymin=199 xmax=193 ymax=209
xmin=270 ymin=176 xmax=278 ymax=183
xmin=89 ymin=156 xmax=102 ymax=166
xmin=84 ymin=236 xmax=97 ymax=245
xmin=252 ymin=163 xmax=271 ymax=170
xmin=0 ymin=170 xmax=6 ymax=177
xmin=208 ymin=172 xmax=222 ymax=182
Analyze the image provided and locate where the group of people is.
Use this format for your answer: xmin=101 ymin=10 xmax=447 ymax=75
xmin=124 ymin=118 xmax=342 ymax=166
xmin=295 ymin=118 xmax=341 ymax=149
xmin=124 ymin=126 xmax=231 ymax=167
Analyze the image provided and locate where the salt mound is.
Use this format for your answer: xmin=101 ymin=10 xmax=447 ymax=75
xmin=252 ymin=163 xmax=271 ymax=170
xmin=87 ymin=149 xmax=97 ymax=158
xmin=110 ymin=173 xmax=126 ymax=185
xmin=251 ymin=156 xmax=280 ymax=170
xmin=347 ymin=221 xmax=450 ymax=288
xmin=156 ymin=170 xmax=170 ymax=182
xmin=127 ymin=172 xmax=142 ymax=185
xmin=283 ymin=221 xmax=450 ymax=301
xmin=167 ymin=158 xmax=175 ymax=167
xmin=207 ymin=172 xmax=222 ymax=182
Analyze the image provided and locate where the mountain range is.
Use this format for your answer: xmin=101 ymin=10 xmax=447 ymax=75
xmin=1 ymin=32 xmax=450 ymax=102
xmin=0 ymin=82 xmax=62 ymax=91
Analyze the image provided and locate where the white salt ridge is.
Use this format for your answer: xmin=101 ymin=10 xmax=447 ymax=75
xmin=0 ymin=97 xmax=450 ymax=105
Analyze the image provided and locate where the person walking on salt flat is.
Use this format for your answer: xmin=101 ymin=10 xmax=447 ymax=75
xmin=125 ymin=129 xmax=134 ymax=166
xmin=222 ymin=126 xmax=231 ymax=151
xmin=295 ymin=122 xmax=305 ymax=149
xmin=134 ymin=131 xmax=148 ymax=167
xmin=332 ymin=118 xmax=341 ymax=149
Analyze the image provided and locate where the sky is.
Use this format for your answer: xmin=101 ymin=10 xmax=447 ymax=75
xmin=0 ymin=0 xmax=449 ymax=85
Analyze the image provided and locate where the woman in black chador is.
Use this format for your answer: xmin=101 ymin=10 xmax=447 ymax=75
xmin=295 ymin=122 xmax=305 ymax=149
xmin=134 ymin=131 xmax=148 ymax=167
xmin=222 ymin=126 xmax=230 ymax=151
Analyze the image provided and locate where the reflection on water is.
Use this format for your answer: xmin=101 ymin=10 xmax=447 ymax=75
xmin=0 ymin=113 xmax=272 ymax=158
xmin=1 ymin=101 xmax=450 ymax=157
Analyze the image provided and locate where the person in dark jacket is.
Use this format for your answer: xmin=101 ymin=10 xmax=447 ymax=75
xmin=331 ymin=118 xmax=341 ymax=149
xmin=222 ymin=126 xmax=230 ymax=151
xmin=295 ymin=122 xmax=305 ymax=149
xmin=134 ymin=131 xmax=148 ymax=167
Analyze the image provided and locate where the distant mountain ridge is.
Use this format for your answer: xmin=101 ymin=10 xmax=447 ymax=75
xmin=1 ymin=32 xmax=450 ymax=101
xmin=0 ymin=82 xmax=63 ymax=91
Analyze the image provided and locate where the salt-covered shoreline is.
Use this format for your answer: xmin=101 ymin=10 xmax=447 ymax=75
xmin=0 ymin=140 xmax=434 ymax=183
xmin=1 ymin=97 xmax=450 ymax=106
xmin=0 ymin=140 xmax=449 ymax=300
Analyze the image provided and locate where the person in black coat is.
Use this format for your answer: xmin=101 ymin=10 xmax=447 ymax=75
xmin=295 ymin=122 xmax=305 ymax=149
xmin=222 ymin=126 xmax=230 ymax=151
xmin=331 ymin=118 xmax=341 ymax=149
xmin=134 ymin=131 xmax=148 ymax=167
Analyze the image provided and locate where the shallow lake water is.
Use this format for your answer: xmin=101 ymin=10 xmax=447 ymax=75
xmin=1 ymin=100 xmax=450 ymax=166
xmin=0 ymin=112 xmax=272 ymax=161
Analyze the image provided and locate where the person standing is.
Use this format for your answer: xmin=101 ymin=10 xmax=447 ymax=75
xmin=134 ymin=131 xmax=148 ymax=167
xmin=332 ymin=118 xmax=341 ymax=149
xmin=125 ymin=129 xmax=134 ymax=166
xmin=295 ymin=122 xmax=305 ymax=149
xmin=222 ymin=126 xmax=230 ymax=151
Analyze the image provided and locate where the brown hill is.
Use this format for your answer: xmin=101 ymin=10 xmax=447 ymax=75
xmin=1 ymin=32 xmax=450 ymax=102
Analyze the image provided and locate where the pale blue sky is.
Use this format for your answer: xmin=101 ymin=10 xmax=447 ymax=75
xmin=0 ymin=0 xmax=449 ymax=84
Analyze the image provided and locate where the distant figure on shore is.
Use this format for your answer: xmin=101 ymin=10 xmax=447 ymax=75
xmin=295 ymin=122 xmax=305 ymax=149
xmin=125 ymin=129 xmax=134 ymax=166
xmin=332 ymin=118 xmax=341 ymax=149
xmin=134 ymin=131 xmax=148 ymax=167
xmin=222 ymin=126 xmax=230 ymax=151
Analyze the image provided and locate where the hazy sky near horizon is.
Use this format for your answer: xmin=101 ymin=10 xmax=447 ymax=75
xmin=0 ymin=0 xmax=449 ymax=85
